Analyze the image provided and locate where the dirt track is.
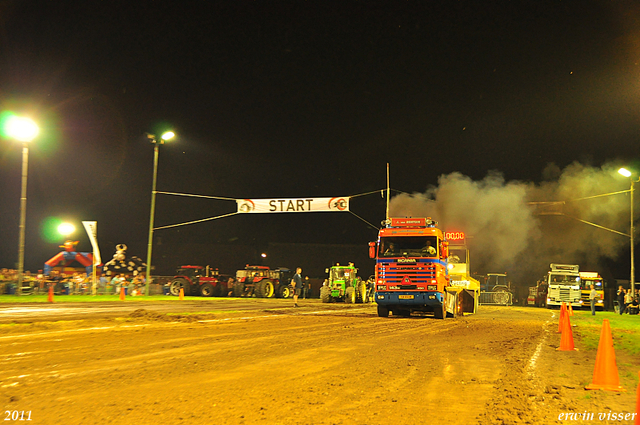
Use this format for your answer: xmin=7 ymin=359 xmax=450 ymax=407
xmin=0 ymin=304 xmax=637 ymax=425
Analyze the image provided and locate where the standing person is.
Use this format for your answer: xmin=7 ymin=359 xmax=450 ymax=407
xmin=589 ymin=284 xmax=599 ymax=316
xmin=616 ymin=286 xmax=626 ymax=315
xmin=303 ymin=276 xmax=310 ymax=299
xmin=624 ymin=288 xmax=633 ymax=314
xmin=292 ymin=268 xmax=303 ymax=307
xmin=111 ymin=274 xmax=123 ymax=295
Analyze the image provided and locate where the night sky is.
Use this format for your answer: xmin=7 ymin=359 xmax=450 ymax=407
xmin=1 ymin=1 xmax=640 ymax=278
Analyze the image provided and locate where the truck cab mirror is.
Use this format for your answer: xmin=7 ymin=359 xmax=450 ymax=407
xmin=368 ymin=242 xmax=376 ymax=259
xmin=441 ymin=241 xmax=449 ymax=259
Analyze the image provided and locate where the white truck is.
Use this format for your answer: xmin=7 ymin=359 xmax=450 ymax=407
xmin=546 ymin=264 xmax=582 ymax=308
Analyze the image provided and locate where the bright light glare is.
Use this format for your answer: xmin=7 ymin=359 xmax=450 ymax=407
xmin=6 ymin=116 xmax=39 ymax=142
xmin=161 ymin=131 xmax=175 ymax=141
xmin=618 ymin=168 xmax=632 ymax=178
xmin=57 ymin=222 xmax=76 ymax=236
xmin=261 ymin=253 xmax=267 ymax=258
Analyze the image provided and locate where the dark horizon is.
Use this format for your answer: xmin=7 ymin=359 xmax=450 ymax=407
xmin=1 ymin=1 xmax=639 ymax=285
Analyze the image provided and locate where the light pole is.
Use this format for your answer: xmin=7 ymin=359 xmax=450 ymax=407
xmin=145 ymin=131 xmax=175 ymax=296
xmin=618 ymin=168 xmax=637 ymax=294
xmin=5 ymin=116 xmax=39 ymax=296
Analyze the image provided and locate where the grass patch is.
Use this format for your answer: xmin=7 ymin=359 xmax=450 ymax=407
xmin=570 ymin=310 xmax=640 ymax=355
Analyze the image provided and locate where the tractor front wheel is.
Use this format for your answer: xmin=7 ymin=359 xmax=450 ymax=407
xmin=345 ymin=287 xmax=356 ymax=304
xmin=377 ymin=305 xmax=389 ymax=317
xmin=200 ymin=283 xmax=214 ymax=297
xmin=358 ymin=281 xmax=368 ymax=303
xmin=320 ymin=286 xmax=331 ymax=303
xmin=278 ymin=284 xmax=292 ymax=299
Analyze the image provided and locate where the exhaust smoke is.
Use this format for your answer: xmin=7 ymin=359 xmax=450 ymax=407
xmin=389 ymin=162 xmax=633 ymax=287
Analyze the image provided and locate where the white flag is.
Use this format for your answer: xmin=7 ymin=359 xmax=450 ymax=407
xmin=82 ymin=221 xmax=101 ymax=266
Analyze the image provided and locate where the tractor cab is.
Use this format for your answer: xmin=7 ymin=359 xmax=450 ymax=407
xmin=176 ymin=265 xmax=204 ymax=278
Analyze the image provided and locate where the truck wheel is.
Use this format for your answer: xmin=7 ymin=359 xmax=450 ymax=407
xmin=377 ymin=305 xmax=389 ymax=317
xmin=345 ymin=287 xmax=356 ymax=304
xmin=233 ymin=281 xmax=245 ymax=297
xmin=358 ymin=281 xmax=368 ymax=303
xmin=434 ymin=303 xmax=446 ymax=319
xmin=169 ymin=278 xmax=188 ymax=297
xmin=320 ymin=286 xmax=331 ymax=303
xmin=200 ymin=283 xmax=214 ymax=297
xmin=255 ymin=280 xmax=275 ymax=298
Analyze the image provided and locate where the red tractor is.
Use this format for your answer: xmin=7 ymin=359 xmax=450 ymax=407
xmin=233 ymin=265 xmax=293 ymax=298
xmin=169 ymin=265 xmax=229 ymax=297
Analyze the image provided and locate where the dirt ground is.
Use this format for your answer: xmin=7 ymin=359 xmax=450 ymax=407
xmin=0 ymin=303 xmax=638 ymax=425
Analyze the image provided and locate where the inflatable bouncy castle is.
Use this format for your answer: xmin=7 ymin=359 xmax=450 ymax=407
xmin=44 ymin=240 xmax=96 ymax=276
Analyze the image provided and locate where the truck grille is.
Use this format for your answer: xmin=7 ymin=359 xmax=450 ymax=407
xmin=559 ymin=288 xmax=571 ymax=301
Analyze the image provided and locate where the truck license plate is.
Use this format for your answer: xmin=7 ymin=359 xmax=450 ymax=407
xmin=399 ymin=295 xmax=414 ymax=300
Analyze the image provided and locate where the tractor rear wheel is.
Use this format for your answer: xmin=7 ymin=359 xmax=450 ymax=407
xmin=320 ymin=286 xmax=331 ymax=303
xmin=434 ymin=302 xmax=446 ymax=319
xmin=169 ymin=278 xmax=188 ymax=297
xmin=377 ymin=305 xmax=389 ymax=317
xmin=345 ymin=287 xmax=356 ymax=304
xmin=200 ymin=283 xmax=214 ymax=297
xmin=255 ymin=280 xmax=275 ymax=298
xmin=494 ymin=290 xmax=510 ymax=305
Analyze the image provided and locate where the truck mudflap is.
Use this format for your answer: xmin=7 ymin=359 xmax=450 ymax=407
xmin=376 ymin=291 xmax=443 ymax=306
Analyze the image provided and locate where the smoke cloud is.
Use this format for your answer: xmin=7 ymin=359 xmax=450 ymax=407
xmin=389 ymin=162 xmax=633 ymax=288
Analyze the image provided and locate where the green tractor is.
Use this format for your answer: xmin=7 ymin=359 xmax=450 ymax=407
xmin=320 ymin=264 xmax=369 ymax=303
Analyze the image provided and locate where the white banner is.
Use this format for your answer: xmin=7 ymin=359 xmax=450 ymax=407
xmin=237 ymin=197 xmax=349 ymax=213
xmin=82 ymin=221 xmax=101 ymax=265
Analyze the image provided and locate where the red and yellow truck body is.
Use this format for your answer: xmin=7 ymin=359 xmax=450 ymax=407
xmin=369 ymin=218 xmax=476 ymax=318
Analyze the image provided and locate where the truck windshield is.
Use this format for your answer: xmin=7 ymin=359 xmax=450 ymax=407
xmin=549 ymin=274 xmax=580 ymax=284
xmin=448 ymin=247 xmax=467 ymax=264
xmin=580 ymin=279 xmax=602 ymax=289
xmin=380 ymin=236 xmax=438 ymax=258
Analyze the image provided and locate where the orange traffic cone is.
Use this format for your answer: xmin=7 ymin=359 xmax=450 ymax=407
xmin=557 ymin=310 xmax=576 ymax=351
xmin=119 ymin=286 xmax=126 ymax=301
xmin=179 ymin=287 xmax=184 ymax=300
xmin=568 ymin=303 xmax=574 ymax=316
xmin=47 ymin=285 xmax=54 ymax=303
xmin=557 ymin=302 xmax=566 ymax=333
xmin=585 ymin=319 xmax=626 ymax=392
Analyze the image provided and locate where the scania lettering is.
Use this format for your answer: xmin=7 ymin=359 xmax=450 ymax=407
xmin=369 ymin=217 xmax=476 ymax=318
